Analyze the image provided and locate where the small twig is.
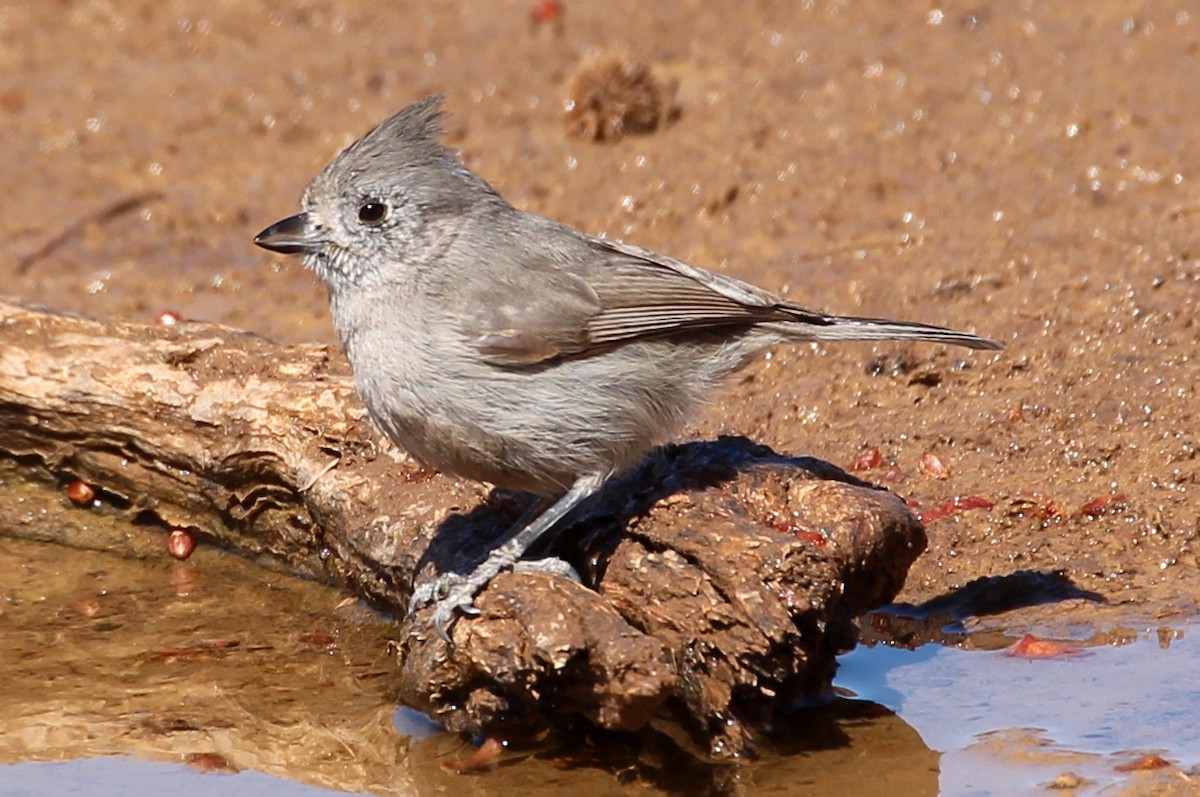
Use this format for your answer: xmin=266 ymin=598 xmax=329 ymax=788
xmin=16 ymin=191 xmax=163 ymax=275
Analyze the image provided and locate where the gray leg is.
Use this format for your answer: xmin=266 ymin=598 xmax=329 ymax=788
xmin=409 ymin=472 xmax=607 ymax=641
xmin=480 ymin=494 xmax=581 ymax=577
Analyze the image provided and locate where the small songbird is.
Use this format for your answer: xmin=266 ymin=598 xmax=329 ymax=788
xmin=255 ymin=95 xmax=1002 ymax=638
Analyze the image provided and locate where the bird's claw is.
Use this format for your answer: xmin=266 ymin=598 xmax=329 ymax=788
xmin=514 ymin=556 xmax=580 ymax=582
xmin=408 ymin=555 xmax=581 ymax=643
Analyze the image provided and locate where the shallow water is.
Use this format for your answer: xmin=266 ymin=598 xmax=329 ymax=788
xmin=2 ymin=537 xmax=1195 ymax=796
xmin=0 ymin=537 xmax=407 ymax=796
xmin=839 ymin=628 xmax=1200 ymax=795
xmin=0 ymin=758 xmax=358 ymax=797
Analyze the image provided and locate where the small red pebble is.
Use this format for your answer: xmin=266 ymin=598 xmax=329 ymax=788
xmin=167 ymin=529 xmax=196 ymax=560
xmin=918 ymin=495 xmax=994 ymax=523
xmin=66 ymin=480 xmax=95 ymax=507
xmin=1079 ymin=493 xmax=1127 ymax=518
xmin=1114 ymin=754 xmax=1171 ymax=772
xmin=529 ymin=0 xmax=563 ymax=24
xmin=767 ymin=517 xmax=828 ymax=546
xmin=401 ymin=465 xmax=438 ymax=483
xmin=850 ymin=447 xmax=883 ymax=471
xmin=794 ymin=529 xmax=827 ymax=547
xmin=1005 ymin=634 xmax=1088 ymax=659
xmin=918 ymin=451 xmax=951 ymax=480
xmin=155 ymin=309 xmax=182 ymax=325
xmin=444 ymin=736 xmax=506 ymax=773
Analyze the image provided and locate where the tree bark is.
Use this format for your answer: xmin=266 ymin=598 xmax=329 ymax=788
xmin=0 ymin=298 xmax=925 ymax=756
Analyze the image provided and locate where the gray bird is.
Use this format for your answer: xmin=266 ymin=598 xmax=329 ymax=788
xmin=255 ymin=95 xmax=1002 ymax=638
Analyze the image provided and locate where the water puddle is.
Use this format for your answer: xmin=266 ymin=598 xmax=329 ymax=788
xmin=0 ymin=757 xmax=358 ymax=797
xmin=838 ymin=625 xmax=1200 ymax=795
xmin=2 ymin=535 xmax=1197 ymax=796
xmin=0 ymin=536 xmax=405 ymax=795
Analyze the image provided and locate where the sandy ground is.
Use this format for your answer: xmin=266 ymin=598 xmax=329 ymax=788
xmin=2 ymin=0 xmax=1197 ymax=654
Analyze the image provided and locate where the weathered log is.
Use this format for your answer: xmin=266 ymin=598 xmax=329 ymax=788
xmin=0 ymin=298 xmax=925 ymax=756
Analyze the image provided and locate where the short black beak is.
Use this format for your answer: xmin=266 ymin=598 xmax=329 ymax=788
xmin=254 ymin=212 xmax=321 ymax=255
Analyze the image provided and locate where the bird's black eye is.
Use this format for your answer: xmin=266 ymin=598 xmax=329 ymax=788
xmin=357 ymin=200 xmax=388 ymax=225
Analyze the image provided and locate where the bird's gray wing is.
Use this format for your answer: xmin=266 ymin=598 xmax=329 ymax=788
xmin=463 ymin=233 xmax=820 ymax=366
xmin=462 ymin=262 xmax=602 ymax=365
xmin=582 ymin=237 xmax=820 ymax=345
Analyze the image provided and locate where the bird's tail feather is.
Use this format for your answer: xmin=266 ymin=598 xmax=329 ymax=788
xmin=769 ymin=314 xmax=1003 ymax=351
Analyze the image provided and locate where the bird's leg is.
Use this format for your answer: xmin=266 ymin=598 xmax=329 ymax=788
xmin=500 ymin=494 xmax=580 ymax=575
xmin=409 ymin=472 xmax=607 ymax=641
xmin=508 ymin=494 xmax=552 ymax=535
xmin=505 ymin=496 xmax=579 ymax=575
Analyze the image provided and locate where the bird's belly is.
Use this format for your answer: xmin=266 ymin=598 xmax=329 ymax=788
xmin=355 ymin=364 xmax=687 ymax=496
xmin=375 ymin=405 xmax=564 ymax=494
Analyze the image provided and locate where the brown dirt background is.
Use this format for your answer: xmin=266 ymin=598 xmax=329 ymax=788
xmin=2 ymin=0 xmax=1197 ymax=628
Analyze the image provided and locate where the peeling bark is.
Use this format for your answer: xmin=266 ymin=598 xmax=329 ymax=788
xmin=0 ymin=298 xmax=925 ymax=756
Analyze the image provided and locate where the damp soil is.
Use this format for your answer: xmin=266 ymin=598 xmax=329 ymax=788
xmin=1 ymin=0 xmax=1198 ymax=794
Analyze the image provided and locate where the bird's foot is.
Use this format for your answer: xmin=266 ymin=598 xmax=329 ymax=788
xmin=408 ymin=554 xmax=580 ymax=642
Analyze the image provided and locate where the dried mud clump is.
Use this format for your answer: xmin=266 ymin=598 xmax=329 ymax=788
xmin=565 ymin=53 xmax=679 ymax=142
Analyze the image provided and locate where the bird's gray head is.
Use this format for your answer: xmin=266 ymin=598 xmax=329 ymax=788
xmin=255 ymin=95 xmax=504 ymax=290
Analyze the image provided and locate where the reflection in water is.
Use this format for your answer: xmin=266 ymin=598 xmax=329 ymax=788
xmin=839 ymin=626 xmax=1200 ymax=794
xmin=0 ymin=537 xmax=933 ymax=796
xmin=0 ymin=537 xmax=409 ymax=795
xmin=3 ymin=535 xmax=1195 ymax=796
xmin=1 ymin=758 xmax=357 ymax=797
xmin=395 ymin=698 xmax=936 ymax=797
